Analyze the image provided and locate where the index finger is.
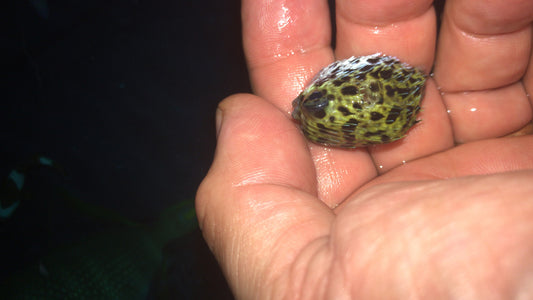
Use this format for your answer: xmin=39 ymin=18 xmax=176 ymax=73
xmin=242 ymin=0 xmax=333 ymax=112
xmin=242 ymin=0 xmax=378 ymax=207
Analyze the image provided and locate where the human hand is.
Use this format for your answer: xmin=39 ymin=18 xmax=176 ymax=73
xmin=197 ymin=0 xmax=533 ymax=298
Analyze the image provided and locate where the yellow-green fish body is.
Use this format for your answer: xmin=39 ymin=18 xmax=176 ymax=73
xmin=292 ymin=53 xmax=426 ymax=148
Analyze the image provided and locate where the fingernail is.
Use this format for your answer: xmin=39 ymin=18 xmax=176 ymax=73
xmin=215 ymin=108 xmax=223 ymax=137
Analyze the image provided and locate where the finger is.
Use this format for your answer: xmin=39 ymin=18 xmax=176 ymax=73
xmin=242 ymin=0 xmax=333 ymax=112
xmin=524 ymin=49 xmax=533 ymax=119
xmin=356 ymin=135 xmax=533 ymax=193
xmin=335 ymin=0 xmax=436 ymax=69
xmin=196 ymin=94 xmax=334 ymax=298
xmin=210 ymin=94 xmax=316 ymax=193
xmin=433 ymin=0 xmax=533 ymax=143
xmin=333 ymin=0 xmax=453 ymax=173
xmin=434 ymin=0 xmax=533 ymax=92
xmin=242 ymin=0 xmax=379 ymax=207
xmin=444 ymin=82 xmax=532 ymax=143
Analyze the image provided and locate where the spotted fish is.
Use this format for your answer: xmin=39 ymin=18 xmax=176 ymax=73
xmin=292 ymin=53 xmax=426 ymax=148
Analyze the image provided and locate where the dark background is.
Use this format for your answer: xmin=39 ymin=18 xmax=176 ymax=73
xmin=3 ymin=0 xmax=248 ymax=298
xmin=2 ymin=0 xmax=446 ymax=298
xmin=3 ymin=0 xmax=249 ymax=220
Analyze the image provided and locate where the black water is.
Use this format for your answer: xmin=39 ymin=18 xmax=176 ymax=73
xmin=3 ymin=0 xmax=247 ymax=298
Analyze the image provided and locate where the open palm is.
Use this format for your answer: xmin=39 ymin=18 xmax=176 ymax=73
xmin=197 ymin=0 xmax=533 ymax=298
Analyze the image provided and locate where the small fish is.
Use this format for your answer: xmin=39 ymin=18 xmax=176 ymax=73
xmin=292 ymin=53 xmax=426 ymax=148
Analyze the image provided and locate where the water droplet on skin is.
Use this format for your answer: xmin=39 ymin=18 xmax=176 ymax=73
xmin=378 ymin=165 xmax=384 ymax=169
xmin=470 ymin=107 xmax=477 ymax=112
xmin=276 ymin=5 xmax=292 ymax=31
xmin=447 ymin=109 xmax=452 ymax=114
xmin=402 ymin=160 xmax=406 ymax=164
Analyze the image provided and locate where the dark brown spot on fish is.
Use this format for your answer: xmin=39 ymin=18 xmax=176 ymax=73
xmin=370 ymin=69 xmax=381 ymax=79
xmin=330 ymin=64 xmax=341 ymax=74
xmin=319 ymin=128 xmax=330 ymax=135
xmin=308 ymin=91 xmax=322 ymax=100
xmin=369 ymin=82 xmax=380 ymax=92
xmin=342 ymin=119 xmax=358 ymax=132
xmin=386 ymin=85 xmax=395 ymax=97
xmin=355 ymin=72 xmax=368 ymax=80
xmin=333 ymin=80 xmax=343 ymax=86
xmin=341 ymin=76 xmax=351 ymax=82
xmin=397 ymin=87 xmax=410 ymax=96
xmin=341 ymin=85 xmax=358 ymax=95
xmin=338 ymin=106 xmax=352 ymax=116
xmin=312 ymin=108 xmax=326 ymax=119
xmin=405 ymin=105 xmax=415 ymax=114
xmin=380 ymin=69 xmax=392 ymax=80
xmin=360 ymin=64 xmax=374 ymax=72
xmin=314 ymin=78 xmax=328 ymax=86
xmin=381 ymin=135 xmax=391 ymax=142
xmin=386 ymin=106 xmax=402 ymax=124
xmin=370 ymin=112 xmax=384 ymax=121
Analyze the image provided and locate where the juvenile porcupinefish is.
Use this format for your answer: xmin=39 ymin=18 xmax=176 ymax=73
xmin=292 ymin=53 xmax=426 ymax=148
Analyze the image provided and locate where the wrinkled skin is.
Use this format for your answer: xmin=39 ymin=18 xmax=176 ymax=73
xmin=196 ymin=0 xmax=533 ymax=299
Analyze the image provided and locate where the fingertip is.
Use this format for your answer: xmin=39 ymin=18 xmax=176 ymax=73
xmin=216 ymin=94 xmax=244 ymax=137
xmin=215 ymin=93 xmax=260 ymax=137
xmin=335 ymin=0 xmax=436 ymax=69
xmin=433 ymin=0 xmax=532 ymax=92
xmin=211 ymin=93 xmax=317 ymax=192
